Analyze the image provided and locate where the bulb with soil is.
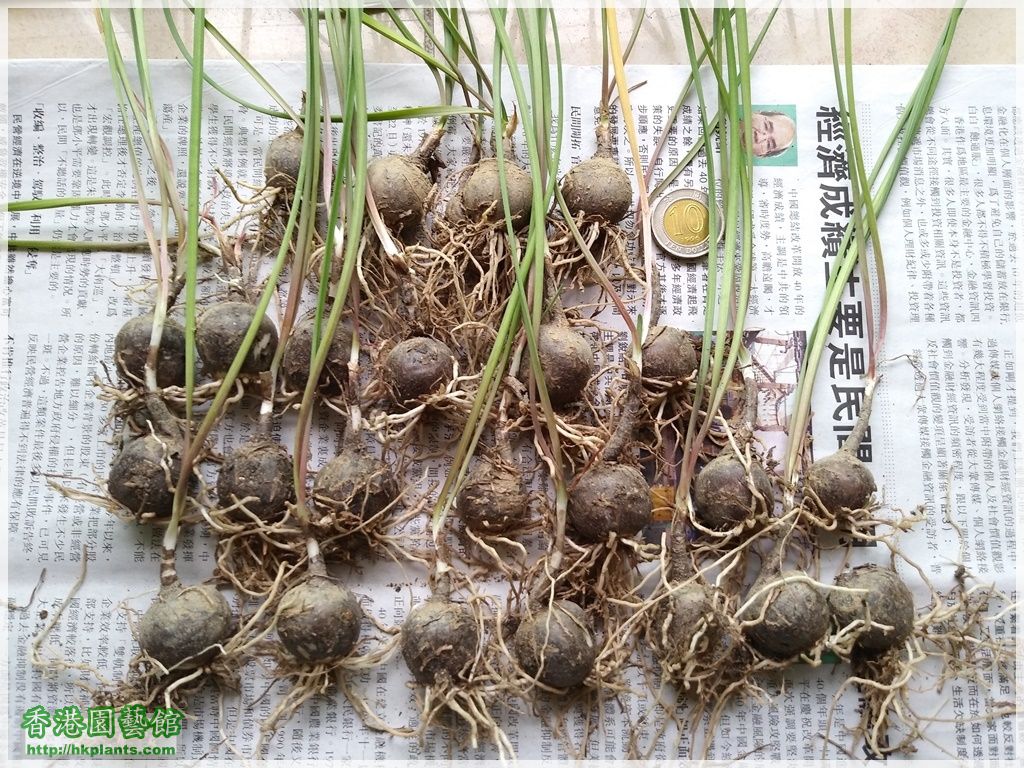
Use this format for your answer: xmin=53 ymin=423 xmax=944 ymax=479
xmin=367 ymin=154 xmax=432 ymax=233
xmin=651 ymin=581 xmax=722 ymax=669
xmin=642 ymin=325 xmax=698 ymax=382
xmin=401 ymin=596 xmax=480 ymax=685
xmin=196 ymin=301 xmax=278 ymax=377
xmin=217 ymin=438 xmax=294 ymax=520
xmin=827 ymin=564 xmax=915 ymax=653
xmin=108 ymin=433 xmax=183 ymax=520
xmin=536 ymin=323 xmax=594 ymax=408
xmin=114 ymin=313 xmax=188 ymax=389
xmin=693 ymin=454 xmax=775 ymax=530
xmin=513 ymin=600 xmax=596 ymax=689
xmin=281 ymin=317 xmax=353 ymax=395
xmin=567 ymin=462 xmax=652 ymax=543
xmin=448 ymin=158 xmax=533 ymax=228
xmin=739 ymin=535 xmax=829 ymax=661
xmin=384 ymin=336 xmax=455 ymax=402
xmin=264 ymin=128 xmax=306 ymax=192
xmin=312 ymin=444 xmax=399 ymax=527
xmin=108 ymin=396 xmax=186 ymax=521
xmin=651 ymin=534 xmax=724 ymax=670
xmin=803 ymin=376 xmax=880 ymax=520
xmin=567 ymin=375 xmax=651 ymax=543
xmin=560 ymin=157 xmax=632 ymax=225
xmin=367 ymin=125 xmax=442 ymax=234
xmin=276 ymin=573 xmax=363 ymax=664
xmin=138 ymin=582 xmax=234 ymax=671
xmin=560 ymin=119 xmax=632 ymax=225
xmin=805 ymin=451 xmax=877 ymax=516
xmin=456 ymin=455 xmax=530 ymax=536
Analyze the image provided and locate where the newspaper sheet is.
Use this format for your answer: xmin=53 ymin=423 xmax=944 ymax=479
xmin=3 ymin=59 xmax=1019 ymax=762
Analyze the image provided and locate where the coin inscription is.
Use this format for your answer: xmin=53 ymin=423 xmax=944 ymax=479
xmin=664 ymin=198 xmax=709 ymax=246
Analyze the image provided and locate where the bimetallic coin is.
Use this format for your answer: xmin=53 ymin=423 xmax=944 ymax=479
xmin=652 ymin=188 xmax=724 ymax=259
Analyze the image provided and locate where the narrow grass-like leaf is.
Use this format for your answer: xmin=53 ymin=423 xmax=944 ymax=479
xmin=5 ymin=197 xmax=159 ymax=212
xmin=605 ymin=3 xmax=653 ymax=355
xmin=165 ymin=5 xmax=208 ymax=550
xmin=783 ymin=5 xmax=963 ymax=483
xmin=648 ymin=5 xmax=778 ymax=199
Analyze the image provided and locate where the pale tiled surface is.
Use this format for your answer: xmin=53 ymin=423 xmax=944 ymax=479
xmin=6 ymin=7 xmax=1016 ymax=65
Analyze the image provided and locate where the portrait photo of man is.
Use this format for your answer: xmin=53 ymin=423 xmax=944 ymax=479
xmin=741 ymin=105 xmax=799 ymax=166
